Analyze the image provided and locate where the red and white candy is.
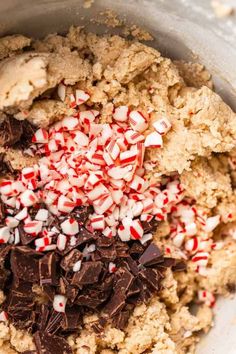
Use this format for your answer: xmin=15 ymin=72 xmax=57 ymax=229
xmin=53 ymin=294 xmax=67 ymax=312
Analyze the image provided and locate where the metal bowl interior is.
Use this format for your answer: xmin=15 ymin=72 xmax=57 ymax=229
xmin=0 ymin=1 xmax=236 ymax=353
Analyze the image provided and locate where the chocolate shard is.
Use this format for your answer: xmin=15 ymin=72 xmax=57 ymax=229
xmin=0 ymin=116 xmax=23 ymax=146
xmin=22 ymin=351 xmax=37 ymax=354
xmin=71 ymin=206 xmax=93 ymax=224
xmin=7 ymin=286 xmax=35 ymax=330
xmin=18 ymin=223 xmax=34 ymax=245
xmin=112 ymin=310 xmax=130 ymax=330
xmin=42 ymin=285 xmax=55 ymax=302
xmin=62 ymin=306 xmax=81 ymax=332
xmin=71 ymin=261 xmax=102 ymax=286
xmin=76 ymin=287 xmax=110 ymax=309
xmin=59 ymin=276 xmax=79 ymax=302
xmin=10 ymin=247 xmax=41 ymax=282
xmin=16 ymin=120 xmax=36 ymax=149
xmin=96 ymin=236 xmax=115 ymax=248
xmin=59 ymin=227 xmax=96 ymax=256
xmin=114 ymin=268 xmax=134 ymax=294
xmin=139 ymin=243 xmax=163 ymax=266
xmin=34 ymin=331 xmax=73 ymax=354
xmin=45 ymin=310 xmax=64 ymax=335
xmin=139 ymin=268 xmax=161 ymax=291
xmin=97 ymin=245 xmax=117 ymax=262
xmin=141 ymin=218 xmax=159 ymax=233
xmin=0 ymin=199 xmax=5 ymax=222
xmin=129 ymin=242 xmax=145 ymax=256
xmin=126 ymin=279 xmax=141 ymax=298
xmin=91 ymin=321 xmax=104 ymax=334
xmin=103 ymin=291 xmax=126 ymax=317
xmin=159 ymin=257 xmax=176 ymax=268
xmin=37 ymin=304 xmax=50 ymax=331
xmin=39 ymin=252 xmax=57 ymax=286
xmin=60 ymin=249 xmax=83 ymax=272
xmin=0 ymin=268 xmax=9 ymax=289
xmin=172 ymin=260 xmax=187 ymax=272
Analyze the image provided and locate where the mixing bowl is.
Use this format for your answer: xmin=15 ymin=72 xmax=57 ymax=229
xmin=0 ymin=1 xmax=236 ymax=352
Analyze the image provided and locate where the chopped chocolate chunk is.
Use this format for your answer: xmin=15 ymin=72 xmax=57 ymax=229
xmin=0 ymin=199 xmax=5 ymax=223
xmin=139 ymin=268 xmax=161 ymax=291
xmin=114 ymin=268 xmax=134 ymax=294
xmin=62 ymin=306 xmax=81 ymax=332
xmin=59 ymin=277 xmax=78 ymax=302
xmin=10 ymin=247 xmax=41 ymax=282
xmin=96 ymin=237 xmax=115 ymax=248
xmin=139 ymin=243 xmax=163 ymax=266
xmin=22 ymin=351 xmax=37 ymax=354
xmin=0 ymin=268 xmax=9 ymax=289
xmin=0 ymin=153 xmax=16 ymax=176
xmin=160 ymin=257 xmax=176 ymax=268
xmin=39 ymin=252 xmax=57 ymax=286
xmin=59 ymin=227 xmax=96 ymax=256
xmin=113 ymin=310 xmax=130 ymax=330
xmin=18 ymin=223 xmax=35 ymax=245
xmin=71 ymin=206 xmax=93 ymax=224
xmin=34 ymin=331 xmax=72 ymax=354
xmin=0 ymin=116 xmax=23 ymax=146
xmin=172 ymin=260 xmax=187 ymax=272
xmin=71 ymin=261 xmax=102 ymax=286
xmin=60 ymin=249 xmax=83 ymax=272
xmin=103 ymin=291 xmax=126 ymax=317
xmin=7 ymin=287 xmax=35 ymax=329
xmin=42 ymin=285 xmax=55 ymax=302
xmin=45 ymin=310 xmax=63 ymax=335
xmin=37 ymin=304 xmax=50 ymax=331
xmin=97 ymin=245 xmax=117 ymax=262
xmin=129 ymin=242 xmax=145 ymax=256
xmin=17 ymin=120 xmax=37 ymax=149
xmin=91 ymin=321 xmax=104 ymax=334
xmin=126 ymin=279 xmax=141 ymax=298
xmin=142 ymin=219 xmax=159 ymax=233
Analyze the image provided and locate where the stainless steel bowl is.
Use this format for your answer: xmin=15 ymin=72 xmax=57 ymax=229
xmin=0 ymin=1 xmax=236 ymax=353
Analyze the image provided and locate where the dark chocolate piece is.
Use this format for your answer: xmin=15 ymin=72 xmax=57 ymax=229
xmin=34 ymin=331 xmax=73 ymax=354
xmin=39 ymin=252 xmax=57 ymax=286
xmin=62 ymin=306 xmax=81 ymax=332
xmin=103 ymin=291 xmax=126 ymax=317
xmin=60 ymin=249 xmax=83 ymax=272
xmin=114 ymin=268 xmax=134 ymax=294
xmin=10 ymin=247 xmax=40 ymax=282
xmin=139 ymin=243 xmax=163 ymax=266
xmin=113 ymin=310 xmax=130 ymax=330
xmin=139 ymin=268 xmax=161 ymax=291
xmin=172 ymin=260 xmax=187 ymax=272
xmin=0 ymin=116 xmax=23 ymax=146
xmin=71 ymin=261 xmax=102 ymax=286
xmin=18 ymin=223 xmax=34 ymax=245
xmin=45 ymin=310 xmax=63 ymax=335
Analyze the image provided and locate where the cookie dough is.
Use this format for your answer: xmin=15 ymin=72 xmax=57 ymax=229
xmin=0 ymin=27 xmax=236 ymax=354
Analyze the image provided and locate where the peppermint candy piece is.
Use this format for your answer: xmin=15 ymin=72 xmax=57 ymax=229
xmin=53 ymin=294 xmax=67 ymax=313
xmin=145 ymin=131 xmax=163 ymax=148
xmin=129 ymin=111 xmax=148 ymax=133
xmin=113 ymin=106 xmax=129 ymax=122
xmin=32 ymin=128 xmax=49 ymax=143
xmin=61 ymin=218 xmax=79 ymax=236
xmin=153 ymin=117 xmax=171 ymax=135
xmin=0 ymin=227 xmax=11 ymax=243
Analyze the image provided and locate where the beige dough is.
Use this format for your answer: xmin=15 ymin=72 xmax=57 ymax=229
xmin=0 ymin=27 xmax=236 ymax=354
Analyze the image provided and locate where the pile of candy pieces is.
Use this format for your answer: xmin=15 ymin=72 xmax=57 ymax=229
xmin=0 ymin=89 xmax=226 ymax=321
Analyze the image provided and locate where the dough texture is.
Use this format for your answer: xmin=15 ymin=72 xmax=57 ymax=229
xmin=0 ymin=27 xmax=236 ymax=354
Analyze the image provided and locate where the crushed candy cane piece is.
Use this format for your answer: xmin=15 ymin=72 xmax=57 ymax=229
xmin=153 ymin=117 xmax=172 ymax=135
xmin=53 ymin=294 xmax=67 ymax=312
xmin=145 ymin=131 xmax=163 ymax=148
